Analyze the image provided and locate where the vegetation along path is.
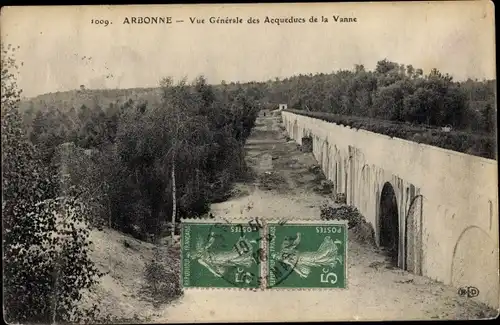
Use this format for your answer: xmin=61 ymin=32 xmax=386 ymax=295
xmin=157 ymin=114 xmax=494 ymax=322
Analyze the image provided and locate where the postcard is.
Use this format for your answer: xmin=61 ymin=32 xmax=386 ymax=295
xmin=1 ymin=1 xmax=497 ymax=323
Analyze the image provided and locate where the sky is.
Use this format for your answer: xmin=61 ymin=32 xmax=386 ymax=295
xmin=1 ymin=2 xmax=496 ymax=98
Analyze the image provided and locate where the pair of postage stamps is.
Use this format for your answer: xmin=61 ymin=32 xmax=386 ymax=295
xmin=181 ymin=218 xmax=348 ymax=290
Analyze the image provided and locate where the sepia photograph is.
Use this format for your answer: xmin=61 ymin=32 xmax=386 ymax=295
xmin=1 ymin=1 xmax=498 ymax=323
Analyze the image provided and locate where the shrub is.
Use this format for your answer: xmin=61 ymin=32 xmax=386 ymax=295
xmin=320 ymin=203 xmax=377 ymax=246
xmin=141 ymin=248 xmax=182 ymax=308
xmin=334 ymin=193 xmax=347 ymax=204
xmin=320 ymin=204 xmax=362 ymax=229
xmin=313 ymin=180 xmax=334 ymax=195
xmin=258 ymin=171 xmax=287 ymax=191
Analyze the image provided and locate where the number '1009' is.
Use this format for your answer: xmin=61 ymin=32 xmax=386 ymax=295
xmin=316 ymin=226 xmax=342 ymax=234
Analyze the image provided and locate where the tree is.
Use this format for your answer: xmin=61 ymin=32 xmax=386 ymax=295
xmin=373 ymin=82 xmax=406 ymax=121
xmin=2 ymin=43 xmax=103 ymax=323
xmin=159 ymin=76 xmax=214 ymax=243
xmin=1 ymin=43 xmax=23 ymax=109
xmin=482 ymin=103 xmax=496 ymax=134
xmin=354 ymin=64 xmax=365 ymax=73
xmin=375 ymin=59 xmax=399 ymax=75
xmin=406 ymin=65 xmax=415 ymax=78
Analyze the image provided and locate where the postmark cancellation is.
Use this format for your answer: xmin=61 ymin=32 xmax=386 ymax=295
xmin=180 ymin=217 xmax=266 ymax=290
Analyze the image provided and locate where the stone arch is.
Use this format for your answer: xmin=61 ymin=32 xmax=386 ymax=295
xmin=379 ymin=182 xmax=399 ymax=266
xmin=292 ymin=120 xmax=298 ymax=140
xmin=327 ymin=143 xmax=335 ymax=181
xmin=405 ymin=194 xmax=423 ymax=275
xmin=365 ymin=166 xmax=371 ymax=213
xmin=322 ymin=140 xmax=330 ymax=178
xmin=334 ymin=148 xmax=341 ymax=193
xmin=343 ymin=156 xmax=349 ymax=195
xmin=451 ymin=226 xmax=499 ymax=308
xmin=301 ymin=134 xmax=313 ymax=152
xmin=314 ymin=135 xmax=320 ymax=154
xmin=347 ymin=146 xmax=355 ymax=205
xmin=318 ymin=139 xmax=324 ymax=167
xmin=358 ymin=164 xmax=371 ymax=214
xmin=357 ymin=165 xmax=365 ymax=210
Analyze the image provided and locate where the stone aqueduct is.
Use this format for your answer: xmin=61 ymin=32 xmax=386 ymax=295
xmin=282 ymin=111 xmax=499 ymax=309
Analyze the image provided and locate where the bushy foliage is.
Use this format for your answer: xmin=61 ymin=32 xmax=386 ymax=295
xmin=258 ymin=60 xmax=495 ymax=129
xmin=3 ymin=196 xmax=105 ymax=323
xmin=141 ymin=248 xmax=182 ymax=307
xmin=22 ymin=74 xmax=260 ymax=240
xmin=320 ymin=204 xmax=362 ymax=229
xmin=50 ymin=142 xmax=112 ymax=230
xmin=1 ymin=44 xmax=23 ymax=109
xmin=109 ymin=77 xmax=259 ymax=239
xmin=320 ymin=203 xmax=377 ymax=246
xmin=2 ymin=43 xmax=104 ymax=324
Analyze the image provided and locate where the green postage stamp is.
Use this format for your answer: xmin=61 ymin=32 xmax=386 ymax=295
xmin=181 ymin=218 xmax=347 ymax=290
xmin=266 ymin=220 xmax=348 ymax=289
xmin=181 ymin=218 xmax=265 ymax=289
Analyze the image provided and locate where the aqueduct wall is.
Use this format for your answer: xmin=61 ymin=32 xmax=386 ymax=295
xmin=282 ymin=111 xmax=499 ymax=309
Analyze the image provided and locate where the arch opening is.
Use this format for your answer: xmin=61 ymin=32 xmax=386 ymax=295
xmin=379 ymin=182 xmax=399 ymax=266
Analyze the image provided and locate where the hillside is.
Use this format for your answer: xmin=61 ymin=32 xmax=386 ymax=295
xmin=19 ymin=87 xmax=162 ymax=113
xmin=80 ymin=228 xmax=182 ymax=323
xmin=18 ymin=83 xmax=248 ymax=113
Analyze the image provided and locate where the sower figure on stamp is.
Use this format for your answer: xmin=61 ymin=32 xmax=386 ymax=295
xmin=277 ymin=232 xmax=343 ymax=279
xmin=191 ymin=231 xmax=257 ymax=278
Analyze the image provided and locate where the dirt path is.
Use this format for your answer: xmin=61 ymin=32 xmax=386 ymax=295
xmin=156 ymin=115 xmax=495 ymax=322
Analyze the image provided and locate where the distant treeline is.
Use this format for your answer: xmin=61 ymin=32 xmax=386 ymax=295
xmin=249 ymin=60 xmax=496 ymax=135
xmin=19 ymin=59 xmax=496 ymax=161
xmin=23 ymin=59 xmax=496 ymax=134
